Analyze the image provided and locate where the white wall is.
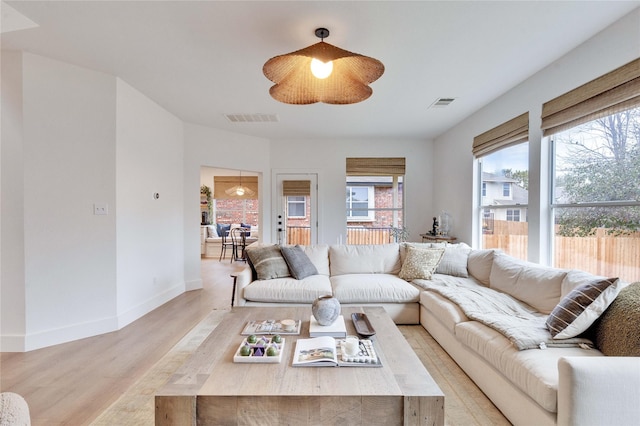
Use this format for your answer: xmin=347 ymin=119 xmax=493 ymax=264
xmin=1 ymin=50 xmax=27 ymax=351
xmin=115 ymin=79 xmax=185 ymax=327
xmin=269 ymin=138 xmax=434 ymax=245
xmin=432 ymin=8 xmax=640 ymax=263
xmin=21 ymin=53 xmax=118 ymax=350
xmin=183 ymin=123 xmax=270 ymax=290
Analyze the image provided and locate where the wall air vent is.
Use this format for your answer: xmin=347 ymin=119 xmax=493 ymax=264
xmin=224 ymin=113 xmax=279 ymax=123
xmin=429 ymin=98 xmax=456 ymax=108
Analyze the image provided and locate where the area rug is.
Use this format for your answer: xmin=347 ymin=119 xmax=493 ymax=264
xmin=90 ymin=309 xmax=228 ymax=425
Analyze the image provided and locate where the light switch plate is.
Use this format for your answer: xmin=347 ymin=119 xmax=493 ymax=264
xmin=94 ymin=203 xmax=108 ymax=215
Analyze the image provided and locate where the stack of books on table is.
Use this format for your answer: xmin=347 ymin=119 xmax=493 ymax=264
xmin=309 ymin=315 xmax=347 ymax=338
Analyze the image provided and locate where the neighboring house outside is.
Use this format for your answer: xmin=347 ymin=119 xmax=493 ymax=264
xmin=482 ymin=172 xmax=528 ymax=227
xmin=345 ymin=177 xmax=404 ymax=229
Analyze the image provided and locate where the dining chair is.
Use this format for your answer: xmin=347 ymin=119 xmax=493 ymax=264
xmin=230 ymin=227 xmax=249 ymax=263
xmin=219 ymin=228 xmax=234 ymax=261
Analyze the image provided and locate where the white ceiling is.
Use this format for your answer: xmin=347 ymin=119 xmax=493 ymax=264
xmin=2 ymin=1 xmax=639 ymax=141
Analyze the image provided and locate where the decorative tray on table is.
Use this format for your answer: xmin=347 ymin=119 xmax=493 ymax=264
xmin=233 ymin=335 xmax=285 ymax=364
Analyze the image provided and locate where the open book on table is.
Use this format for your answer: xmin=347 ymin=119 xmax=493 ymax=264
xmin=292 ymin=336 xmax=382 ymax=367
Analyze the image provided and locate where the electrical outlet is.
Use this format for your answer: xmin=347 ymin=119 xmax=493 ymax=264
xmin=94 ymin=203 xmax=108 ymax=215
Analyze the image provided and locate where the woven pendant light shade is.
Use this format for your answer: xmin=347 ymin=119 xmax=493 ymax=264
xmin=263 ymin=29 xmax=384 ymax=105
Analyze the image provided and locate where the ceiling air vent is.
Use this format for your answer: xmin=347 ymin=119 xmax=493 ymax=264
xmin=429 ymin=98 xmax=456 ymax=109
xmin=224 ymin=113 xmax=279 ymax=123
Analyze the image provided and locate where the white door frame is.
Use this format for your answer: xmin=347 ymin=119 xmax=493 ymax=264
xmin=273 ymin=171 xmax=318 ymax=245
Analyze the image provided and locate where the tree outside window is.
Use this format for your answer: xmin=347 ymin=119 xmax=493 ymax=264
xmin=552 ymin=107 xmax=640 ymax=281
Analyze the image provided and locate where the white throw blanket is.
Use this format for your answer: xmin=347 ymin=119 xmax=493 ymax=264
xmin=417 ymin=275 xmax=594 ymax=350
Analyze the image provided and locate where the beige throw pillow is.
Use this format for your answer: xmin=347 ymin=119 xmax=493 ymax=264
xmin=399 ymin=246 xmax=445 ymax=281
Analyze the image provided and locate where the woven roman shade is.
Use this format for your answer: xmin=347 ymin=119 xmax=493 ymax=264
xmin=472 ymin=112 xmax=529 ymax=158
xmin=213 ymin=176 xmax=258 ymax=200
xmin=346 ymin=157 xmax=406 ymax=176
xmin=541 ymin=58 xmax=640 ymax=136
xmin=282 ymin=180 xmax=311 ymax=196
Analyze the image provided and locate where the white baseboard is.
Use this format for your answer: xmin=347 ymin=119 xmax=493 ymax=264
xmin=16 ymin=315 xmax=119 ymax=352
xmin=117 ymin=282 xmax=185 ymax=329
xmin=185 ymin=278 xmax=203 ymax=291
xmin=2 ymin=282 xmax=188 ymax=352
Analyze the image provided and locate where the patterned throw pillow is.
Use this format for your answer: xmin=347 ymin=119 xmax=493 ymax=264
xmin=246 ymin=245 xmax=291 ymax=280
xmin=280 ymin=245 xmax=318 ymax=280
xmin=399 ymin=246 xmax=445 ymax=281
xmin=546 ymin=277 xmax=622 ymax=339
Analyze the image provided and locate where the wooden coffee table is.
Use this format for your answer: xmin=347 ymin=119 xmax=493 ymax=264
xmin=156 ymin=306 xmax=444 ymax=425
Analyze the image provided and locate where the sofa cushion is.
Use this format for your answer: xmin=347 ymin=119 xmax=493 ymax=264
xmin=246 ymin=245 xmax=291 ymax=280
xmin=489 ymin=252 xmax=565 ymax=314
xmin=329 ymin=244 xmax=401 ymax=276
xmin=243 ymin=274 xmax=332 ymax=303
xmin=455 ymin=320 xmax=603 ymax=413
xmin=399 ymin=246 xmax=445 ymax=280
xmin=280 ymin=245 xmax=318 ymax=280
xmin=240 ymin=223 xmax=252 ymax=236
xmin=400 ymin=242 xmax=436 ymax=264
xmin=593 ymin=281 xmax=640 ymax=356
xmin=331 ymin=273 xmax=420 ymax=303
xmin=299 ymin=244 xmax=330 ymax=276
xmin=207 ymin=225 xmax=218 ymax=238
xmin=546 ymin=277 xmax=622 ymax=339
xmin=216 ymin=223 xmax=231 ymax=237
xmin=467 ymin=249 xmax=495 ymax=286
xmin=560 ymin=269 xmax=607 ymax=299
xmin=420 ymin=290 xmax=469 ymax=333
xmin=435 ymin=245 xmax=471 ymax=277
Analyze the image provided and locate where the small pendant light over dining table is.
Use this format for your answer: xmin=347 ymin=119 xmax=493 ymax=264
xmin=263 ymin=28 xmax=385 ymax=105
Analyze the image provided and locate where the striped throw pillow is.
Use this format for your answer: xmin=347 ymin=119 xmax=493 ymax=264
xmin=546 ymin=277 xmax=622 ymax=339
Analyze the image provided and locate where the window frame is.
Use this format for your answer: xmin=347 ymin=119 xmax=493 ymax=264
xmin=286 ymin=195 xmax=307 ymax=219
xmin=346 ymin=185 xmax=376 ymax=222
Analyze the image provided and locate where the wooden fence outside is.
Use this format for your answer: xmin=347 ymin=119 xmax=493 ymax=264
xmin=288 ymin=222 xmax=639 ymax=282
xmin=287 ymin=226 xmax=393 ymax=246
xmin=484 ymin=221 xmax=640 ymax=282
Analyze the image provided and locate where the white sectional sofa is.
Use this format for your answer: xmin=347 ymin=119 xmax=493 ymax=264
xmin=235 ymin=243 xmax=421 ymax=324
xmin=233 ymin=242 xmax=640 ymax=426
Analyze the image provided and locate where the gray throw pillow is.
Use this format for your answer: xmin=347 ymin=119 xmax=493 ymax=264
xmin=435 ymin=246 xmax=471 ymax=277
xmin=280 ymin=245 xmax=318 ymax=280
xmin=246 ymin=245 xmax=291 ymax=280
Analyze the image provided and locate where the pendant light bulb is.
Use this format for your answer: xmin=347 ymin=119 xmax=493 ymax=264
xmin=236 ymin=187 xmax=245 ymax=196
xmin=310 ymin=58 xmax=333 ymax=79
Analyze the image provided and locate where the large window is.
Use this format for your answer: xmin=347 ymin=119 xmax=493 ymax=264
xmin=478 ymin=143 xmax=529 ymax=259
xmin=346 ymin=158 xmax=405 ymax=244
xmin=551 ymin=107 xmax=640 ymax=281
xmin=542 ymin=58 xmax=640 ymax=282
xmin=474 ymin=112 xmax=529 ymax=260
xmin=214 ymin=199 xmax=258 ymax=225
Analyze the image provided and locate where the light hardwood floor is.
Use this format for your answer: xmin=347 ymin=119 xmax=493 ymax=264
xmin=1 ymin=258 xmax=509 ymax=425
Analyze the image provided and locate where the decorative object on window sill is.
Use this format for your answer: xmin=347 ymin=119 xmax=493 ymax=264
xmin=440 ymin=211 xmax=452 ymax=236
xmin=263 ymin=28 xmax=384 ymax=105
xmin=225 ymin=171 xmax=256 ymax=197
xmin=429 ymin=216 xmax=440 ymax=236
xmin=390 ymin=226 xmax=409 ymax=243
